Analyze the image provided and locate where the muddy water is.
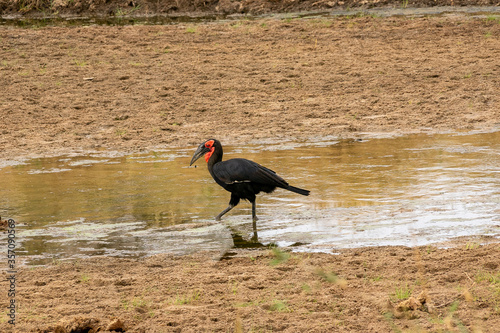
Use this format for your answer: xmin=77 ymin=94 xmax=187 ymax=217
xmin=1 ymin=131 xmax=499 ymax=265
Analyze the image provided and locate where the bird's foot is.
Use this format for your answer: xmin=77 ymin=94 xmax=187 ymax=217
xmin=215 ymin=216 xmax=221 ymax=222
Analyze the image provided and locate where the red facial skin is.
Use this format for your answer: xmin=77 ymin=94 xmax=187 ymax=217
xmin=204 ymin=140 xmax=215 ymax=163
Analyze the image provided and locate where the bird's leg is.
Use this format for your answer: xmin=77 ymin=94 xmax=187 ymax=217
xmin=215 ymin=205 xmax=234 ymax=221
xmin=251 ymin=201 xmax=259 ymax=241
xmin=251 ymin=229 xmax=259 ymax=242
xmin=216 ymin=195 xmax=240 ymax=221
xmin=252 ymin=201 xmax=259 ymax=223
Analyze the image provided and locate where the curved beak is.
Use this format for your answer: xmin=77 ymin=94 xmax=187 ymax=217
xmin=190 ymin=143 xmax=210 ymax=166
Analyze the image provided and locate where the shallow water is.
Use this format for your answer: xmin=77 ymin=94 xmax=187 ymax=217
xmin=1 ymin=6 xmax=500 ymax=27
xmin=1 ymin=131 xmax=499 ymax=265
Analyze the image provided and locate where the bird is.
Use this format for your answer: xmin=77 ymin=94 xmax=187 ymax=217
xmin=189 ymin=139 xmax=310 ymax=225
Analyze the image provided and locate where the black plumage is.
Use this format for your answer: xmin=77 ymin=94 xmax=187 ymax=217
xmin=190 ymin=139 xmax=310 ymax=222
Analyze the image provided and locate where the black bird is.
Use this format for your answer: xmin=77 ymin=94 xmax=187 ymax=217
xmin=190 ymin=139 xmax=310 ymax=223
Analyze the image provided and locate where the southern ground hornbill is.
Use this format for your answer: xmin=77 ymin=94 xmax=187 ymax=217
xmin=190 ymin=139 xmax=310 ymax=224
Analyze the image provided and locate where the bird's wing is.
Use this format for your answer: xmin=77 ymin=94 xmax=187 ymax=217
xmin=213 ymin=158 xmax=289 ymax=188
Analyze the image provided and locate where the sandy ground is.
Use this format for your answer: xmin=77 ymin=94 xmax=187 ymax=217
xmin=1 ymin=14 xmax=500 ymax=161
xmin=1 ymin=7 xmax=500 ymax=333
xmin=0 ymin=242 xmax=499 ymax=332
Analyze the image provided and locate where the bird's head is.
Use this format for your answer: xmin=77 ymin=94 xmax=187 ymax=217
xmin=190 ymin=139 xmax=219 ymax=166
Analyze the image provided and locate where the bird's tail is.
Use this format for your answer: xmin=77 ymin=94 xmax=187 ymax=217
xmin=286 ymin=186 xmax=310 ymax=196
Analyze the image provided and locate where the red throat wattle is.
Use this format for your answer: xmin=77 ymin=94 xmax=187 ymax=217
xmin=204 ymin=140 xmax=215 ymax=162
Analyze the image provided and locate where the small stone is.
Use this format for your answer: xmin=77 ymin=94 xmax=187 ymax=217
xmin=107 ymin=318 xmax=125 ymax=332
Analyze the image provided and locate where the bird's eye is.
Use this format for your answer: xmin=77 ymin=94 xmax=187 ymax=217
xmin=205 ymin=140 xmax=214 ymax=148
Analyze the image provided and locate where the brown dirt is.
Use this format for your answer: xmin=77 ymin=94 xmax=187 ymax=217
xmin=1 ymin=4 xmax=500 ymax=333
xmin=0 ymin=242 xmax=499 ymax=332
xmin=1 ymin=13 xmax=500 ymax=161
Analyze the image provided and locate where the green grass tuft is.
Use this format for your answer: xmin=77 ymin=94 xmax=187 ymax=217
xmin=269 ymin=300 xmax=291 ymax=312
xmin=392 ymin=284 xmax=412 ymax=301
xmin=269 ymin=247 xmax=290 ymax=266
